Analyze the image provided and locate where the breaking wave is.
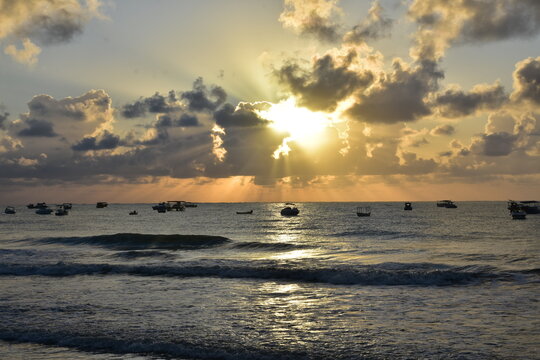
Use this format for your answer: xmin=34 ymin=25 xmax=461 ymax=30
xmin=33 ymin=233 xmax=230 ymax=250
xmin=231 ymin=241 xmax=311 ymax=251
xmin=0 ymin=261 xmax=520 ymax=286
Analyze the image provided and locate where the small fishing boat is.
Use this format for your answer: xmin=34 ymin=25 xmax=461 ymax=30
xmin=236 ymin=210 xmax=253 ymax=214
xmin=55 ymin=206 xmax=68 ymax=216
xmin=62 ymin=203 xmax=73 ymax=209
xmin=4 ymin=206 xmax=16 ymax=214
xmin=153 ymin=203 xmax=168 ymax=213
xmin=404 ymin=202 xmax=412 ymax=210
xmin=356 ymin=206 xmax=371 ymax=217
xmin=508 ymin=200 xmax=539 ymax=214
xmin=129 ymin=210 xmax=138 ymax=215
xmin=437 ymin=200 xmax=457 ymax=208
xmin=511 ymin=210 xmax=527 ymax=220
xmin=36 ymin=207 xmax=53 ymax=215
xmin=281 ymin=207 xmax=299 ymax=216
xmin=96 ymin=202 xmax=108 ymax=208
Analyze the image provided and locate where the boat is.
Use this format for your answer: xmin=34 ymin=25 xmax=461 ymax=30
xmin=96 ymin=202 xmax=108 ymax=208
xmin=280 ymin=206 xmax=299 ymax=216
xmin=26 ymin=203 xmax=35 ymax=209
xmin=404 ymin=202 xmax=412 ymax=210
xmin=168 ymin=201 xmax=185 ymax=211
xmin=62 ymin=203 xmax=72 ymax=209
xmin=236 ymin=210 xmax=253 ymax=214
xmin=511 ymin=210 xmax=527 ymax=220
xmin=129 ymin=210 xmax=138 ymax=215
xmin=356 ymin=206 xmax=371 ymax=217
xmin=36 ymin=207 xmax=53 ymax=215
xmin=153 ymin=203 xmax=168 ymax=213
xmin=437 ymin=200 xmax=457 ymax=208
xmin=4 ymin=206 xmax=16 ymax=214
xmin=55 ymin=206 xmax=68 ymax=216
xmin=508 ymin=200 xmax=539 ymax=214
xmin=184 ymin=202 xmax=197 ymax=208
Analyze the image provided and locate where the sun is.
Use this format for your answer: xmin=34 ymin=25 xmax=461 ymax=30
xmin=256 ymin=98 xmax=333 ymax=157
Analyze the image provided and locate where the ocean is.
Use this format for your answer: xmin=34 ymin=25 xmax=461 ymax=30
xmin=0 ymin=202 xmax=538 ymax=359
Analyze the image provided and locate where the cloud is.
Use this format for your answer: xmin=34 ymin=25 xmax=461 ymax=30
xmin=511 ymin=56 xmax=540 ymax=106
xmin=0 ymin=0 xmax=104 ymax=64
xmin=347 ymin=60 xmax=443 ymax=123
xmin=433 ymin=82 xmax=507 ymax=118
xmin=17 ymin=118 xmax=57 ymax=137
xmin=181 ymin=77 xmax=227 ymax=112
xmin=71 ymin=130 xmax=120 ymax=151
xmin=275 ymin=51 xmax=374 ymax=112
xmin=279 ymin=0 xmax=342 ymax=42
xmin=431 ymin=124 xmax=455 ymax=136
xmin=3 ymin=37 xmax=41 ymax=65
xmin=408 ymin=0 xmax=540 ymax=61
xmin=214 ymin=103 xmax=269 ymax=128
xmin=156 ymin=113 xmax=200 ymax=128
xmin=343 ymin=0 xmax=393 ymax=44
xmin=0 ymin=111 xmax=9 ymax=129
xmin=121 ymin=91 xmax=179 ymax=118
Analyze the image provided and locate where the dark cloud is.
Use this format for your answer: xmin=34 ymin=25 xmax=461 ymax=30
xmin=347 ymin=60 xmax=443 ymax=123
xmin=409 ymin=0 xmax=540 ymax=61
xmin=430 ymin=124 xmax=455 ymax=136
xmin=17 ymin=118 xmax=57 ymax=137
xmin=156 ymin=113 xmax=200 ymax=128
xmin=275 ymin=53 xmax=373 ymax=112
xmin=121 ymin=91 xmax=179 ymax=118
xmin=478 ymin=132 xmax=517 ymax=156
xmin=72 ymin=131 xmax=121 ymax=152
xmin=0 ymin=111 xmax=9 ymax=129
xmin=214 ymin=103 xmax=269 ymax=128
xmin=181 ymin=77 xmax=227 ymax=112
xmin=511 ymin=56 xmax=540 ymax=105
xmin=434 ymin=83 xmax=507 ymax=117
xmin=343 ymin=1 xmax=393 ymax=44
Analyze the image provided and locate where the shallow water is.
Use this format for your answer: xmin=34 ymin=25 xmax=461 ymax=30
xmin=1 ymin=202 xmax=538 ymax=359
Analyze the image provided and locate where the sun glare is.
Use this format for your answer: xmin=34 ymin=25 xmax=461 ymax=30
xmin=258 ymin=98 xmax=332 ymax=147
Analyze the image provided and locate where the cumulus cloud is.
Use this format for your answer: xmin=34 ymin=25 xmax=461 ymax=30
xmin=275 ymin=51 xmax=374 ymax=112
xmin=121 ymin=91 xmax=179 ymax=118
xmin=181 ymin=77 xmax=227 ymax=112
xmin=17 ymin=119 xmax=57 ymax=137
xmin=0 ymin=0 xmax=103 ymax=64
xmin=72 ymin=130 xmax=120 ymax=151
xmin=347 ymin=60 xmax=443 ymax=123
xmin=433 ymin=82 xmax=507 ymax=118
xmin=511 ymin=56 xmax=540 ymax=106
xmin=214 ymin=103 xmax=269 ymax=128
xmin=343 ymin=0 xmax=393 ymax=44
xmin=279 ymin=0 xmax=342 ymax=42
xmin=431 ymin=124 xmax=455 ymax=136
xmin=408 ymin=0 xmax=540 ymax=61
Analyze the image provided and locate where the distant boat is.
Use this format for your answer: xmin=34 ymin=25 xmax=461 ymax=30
xmin=55 ymin=206 xmax=68 ymax=216
xmin=281 ymin=206 xmax=299 ymax=216
xmin=129 ymin=210 xmax=138 ymax=215
xmin=236 ymin=210 xmax=253 ymax=214
xmin=356 ymin=206 xmax=371 ymax=217
xmin=508 ymin=200 xmax=539 ymax=214
xmin=184 ymin=202 xmax=197 ymax=208
xmin=153 ymin=203 xmax=168 ymax=213
xmin=4 ymin=206 xmax=16 ymax=214
xmin=36 ymin=207 xmax=53 ymax=215
xmin=437 ymin=200 xmax=457 ymax=208
xmin=507 ymin=200 xmax=527 ymax=219
xmin=96 ymin=202 xmax=108 ymax=208
xmin=404 ymin=202 xmax=412 ymax=210
xmin=62 ymin=203 xmax=72 ymax=209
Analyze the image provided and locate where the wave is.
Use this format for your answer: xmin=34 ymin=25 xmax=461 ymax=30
xmin=0 ymin=261 xmax=520 ymax=286
xmin=0 ymin=329 xmax=306 ymax=360
xmin=111 ymin=250 xmax=175 ymax=259
xmin=33 ymin=233 xmax=230 ymax=250
xmin=231 ymin=241 xmax=311 ymax=251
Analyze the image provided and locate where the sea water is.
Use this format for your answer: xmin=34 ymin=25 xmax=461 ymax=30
xmin=0 ymin=202 xmax=538 ymax=359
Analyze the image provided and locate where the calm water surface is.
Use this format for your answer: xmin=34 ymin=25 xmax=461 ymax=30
xmin=0 ymin=202 xmax=538 ymax=359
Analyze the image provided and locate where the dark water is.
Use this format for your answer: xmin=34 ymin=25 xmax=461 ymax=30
xmin=0 ymin=202 xmax=538 ymax=359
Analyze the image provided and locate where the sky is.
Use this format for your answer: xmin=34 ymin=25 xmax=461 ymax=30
xmin=0 ymin=0 xmax=539 ymax=203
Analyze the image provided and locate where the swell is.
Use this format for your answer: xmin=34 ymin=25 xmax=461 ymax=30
xmin=33 ymin=233 xmax=230 ymax=250
xmin=0 ymin=261 xmax=516 ymax=286
xmin=231 ymin=241 xmax=311 ymax=251
xmin=0 ymin=329 xmax=306 ymax=360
